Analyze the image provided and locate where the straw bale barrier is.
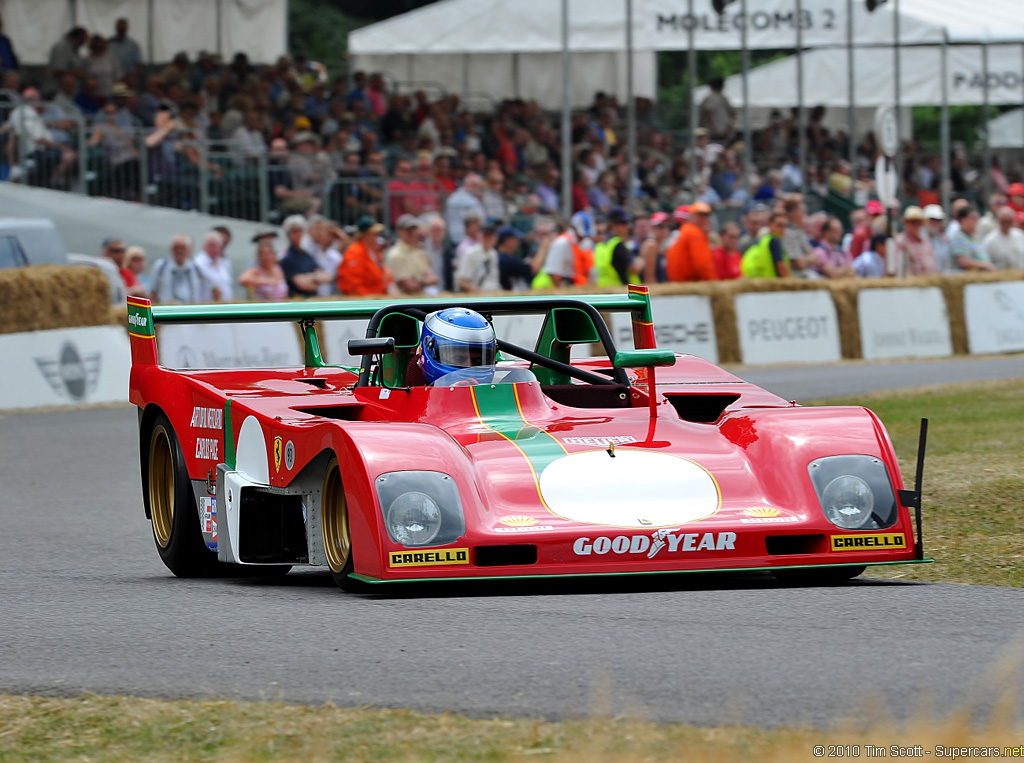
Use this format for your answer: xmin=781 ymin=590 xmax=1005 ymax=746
xmin=0 ymin=266 xmax=110 ymax=335
xmin=13 ymin=267 xmax=1024 ymax=366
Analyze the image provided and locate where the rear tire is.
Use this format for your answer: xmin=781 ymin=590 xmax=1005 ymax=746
xmin=771 ymin=565 xmax=866 ymax=586
xmin=322 ymin=457 xmax=364 ymax=592
xmin=147 ymin=413 xmax=220 ymax=577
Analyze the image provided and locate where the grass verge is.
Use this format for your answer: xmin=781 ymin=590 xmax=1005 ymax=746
xmin=1 ymin=690 xmax=1022 ymax=762
xmin=810 ymin=378 xmax=1024 ymax=587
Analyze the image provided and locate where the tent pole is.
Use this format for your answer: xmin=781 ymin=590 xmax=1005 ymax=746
xmin=741 ymin=0 xmax=751 ymax=202
xmin=846 ymin=0 xmax=856 ymax=200
xmin=982 ymin=39 xmax=992 ymax=206
xmin=940 ymin=32 xmax=951 ymax=214
xmin=148 ymin=0 xmax=155 ymax=65
xmin=216 ymin=0 xmax=223 ymax=60
xmin=893 ymin=0 xmax=901 ymax=211
xmin=626 ymin=0 xmax=637 ymax=216
xmin=561 ymin=0 xmax=572 ymax=222
xmin=687 ymin=0 xmax=697 ymax=194
xmin=797 ymin=0 xmax=807 ymax=197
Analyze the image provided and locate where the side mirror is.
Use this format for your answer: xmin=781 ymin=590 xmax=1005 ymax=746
xmin=612 ymin=349 xmax=675 ymax=369
xmin=348 ymin=337 xmax=396 ymax=356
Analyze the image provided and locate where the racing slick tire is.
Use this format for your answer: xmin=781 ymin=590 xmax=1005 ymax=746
xmin=147 ymin=412 xmax=220 ymax=578
xmin=322 ymin=457 xmax=365 ymax=593
xmin=771 ymin=565 xmax=866 ymax=586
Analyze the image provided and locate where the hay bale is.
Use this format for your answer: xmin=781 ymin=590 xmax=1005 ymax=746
xmin=825 ymin=279 xmax=862 ymax=359
xmin=0 ymin=265 xmax=110 ymax=335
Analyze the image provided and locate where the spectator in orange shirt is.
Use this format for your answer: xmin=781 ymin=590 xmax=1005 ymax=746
xmin=711 ymin=221 xmax=743 ymax=279
xmin=337 ymin=216 xmax=392 ymax=296
xmin=665 ymin=201 xmax=717 ymax=281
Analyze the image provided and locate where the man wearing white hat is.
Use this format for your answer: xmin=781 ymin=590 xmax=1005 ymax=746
xmin=922 ymin=204 xmax=950 ymax=272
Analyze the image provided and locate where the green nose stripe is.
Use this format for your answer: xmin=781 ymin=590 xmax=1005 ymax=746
xmin=470 ymin=383 xmax=567 ymax=503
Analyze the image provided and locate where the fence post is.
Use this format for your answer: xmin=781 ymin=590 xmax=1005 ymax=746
xmin=258 ymin=152 xmax=270 ymax=222
xmin=198 ymin=140 xmax=210 ymax=214
xmin=74 ymin=112 xmax=86 ymax=195
xmin=15 ymin=93 xmax=27 ymax=181
xmin=138 ymin=128 xmax=149 ymax=206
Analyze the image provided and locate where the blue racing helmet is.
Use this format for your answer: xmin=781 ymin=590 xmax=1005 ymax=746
xmin=419 ymin=307 xmax=497 ymax=385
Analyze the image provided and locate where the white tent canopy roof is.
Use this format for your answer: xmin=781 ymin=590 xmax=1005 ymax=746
xmin=990 ymin=108 xmax=1024 ymax=149
xmin=349 ymin=0 xmax=1024 ymax=109
xmin=898 ymin=0 xmax=1024 ymax=44
xmin=349 ymin=0 xmax=1024 ymax=56
xmin=0 ymin=0 xmax=287 ymax=65
xmin=695 ymin=43 xmax=1024 ymax=109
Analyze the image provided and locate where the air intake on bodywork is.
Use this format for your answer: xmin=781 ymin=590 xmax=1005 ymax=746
xmin=474 ymin=545 xmax=538 ymax=567
xmin=238 ymin=489 xmax=308 ymax=563
xmin=664 ymin=393 xmax=740 ymax=423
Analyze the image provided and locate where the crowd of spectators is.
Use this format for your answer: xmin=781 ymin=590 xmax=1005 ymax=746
xmin=109 ymin=180 xmax=1024 ymax=308
xmin=5 ymin=17 xmax=1024 ymax=302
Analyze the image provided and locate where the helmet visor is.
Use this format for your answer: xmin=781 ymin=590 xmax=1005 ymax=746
xmin=433 ymin=341 xmax=495 ymax=369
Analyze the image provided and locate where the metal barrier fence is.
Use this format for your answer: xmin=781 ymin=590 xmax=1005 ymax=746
xmin=0 ymin=90 xmax=906 ymax=231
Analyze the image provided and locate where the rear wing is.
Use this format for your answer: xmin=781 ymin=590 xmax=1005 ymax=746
xmin=126 ymin=286 xmax=657 ymax=369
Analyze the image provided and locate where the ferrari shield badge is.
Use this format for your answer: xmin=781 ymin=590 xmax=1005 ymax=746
xmin=273 ymin=435 xmax=283 ymax=472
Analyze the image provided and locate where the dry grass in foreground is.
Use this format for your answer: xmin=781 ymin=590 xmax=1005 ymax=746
xmin=812 ymin=378 xmax=1024 ymax=587
xmin=0 ymin=689 xmax=1022 ymax=763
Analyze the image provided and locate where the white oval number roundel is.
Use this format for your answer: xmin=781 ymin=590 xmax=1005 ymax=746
xmin=539 ymin=450 xmax=719 ymax=528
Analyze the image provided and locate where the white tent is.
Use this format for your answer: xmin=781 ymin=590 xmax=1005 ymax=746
xmin=348 ymin=0 xmax=1024 ymax=108
xmin=990 ymin=108 xmax=1024 ymax=150
xmin=0 ymin=0 xmax=287 ymax=65
xmin=695 ymin=43 xmax=1024 ymax=109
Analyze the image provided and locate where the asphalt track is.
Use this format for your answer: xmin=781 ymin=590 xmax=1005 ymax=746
xmin=2 ymin=356 xmax=1024 ymax=729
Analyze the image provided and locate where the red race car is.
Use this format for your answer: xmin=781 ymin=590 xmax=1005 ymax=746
xmin=127 ymin=286 xmax=929 ymax=591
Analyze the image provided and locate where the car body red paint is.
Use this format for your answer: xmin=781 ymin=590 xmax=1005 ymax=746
xmin=128 ymin=290 xmax=927 ymax=589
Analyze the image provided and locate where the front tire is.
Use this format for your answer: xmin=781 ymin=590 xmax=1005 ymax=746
xmin=147 ymin=413 xmax=219 ymax=577
xmin=322 ymin=457 xmax=363 ymax=592
xmin=771 ymin=565 xmax=866 ymax=586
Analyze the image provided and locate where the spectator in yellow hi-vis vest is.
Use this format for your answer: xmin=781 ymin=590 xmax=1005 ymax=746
xmin=741 ymin=211 xmax=791 ymax=279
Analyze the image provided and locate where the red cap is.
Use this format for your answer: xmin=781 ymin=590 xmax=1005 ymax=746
xmin=672 ymin=204 xmax=690 ymax=222
xmin=649 ymin=211 xmax=670 ymax=226
xmin=1009 ymin=182 xmax=1024 ymax=197
xmin=865 ymin=200 xmax=884 ymax=215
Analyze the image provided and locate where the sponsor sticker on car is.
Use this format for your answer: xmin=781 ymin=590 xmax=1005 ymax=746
xmin=562 ymin=435 xmax=638 ymax=447
xmin=739 ymin=507 xmax=799 ymax=524
xmin=573 ymin=530 xmax=737 ymax=558
xmin=389 ymin=548 xmax=470 ymax=567
xmin=493 ymin=515 xmax=554 ymax=533
xmin=830 ymin=532 xmax=906 ymax=551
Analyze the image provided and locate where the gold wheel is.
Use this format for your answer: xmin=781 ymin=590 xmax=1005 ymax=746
xmin=149 ymin=425 xmax=175 ymax=548
xmin=322 ymin=458 xmax=351 ymax=574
